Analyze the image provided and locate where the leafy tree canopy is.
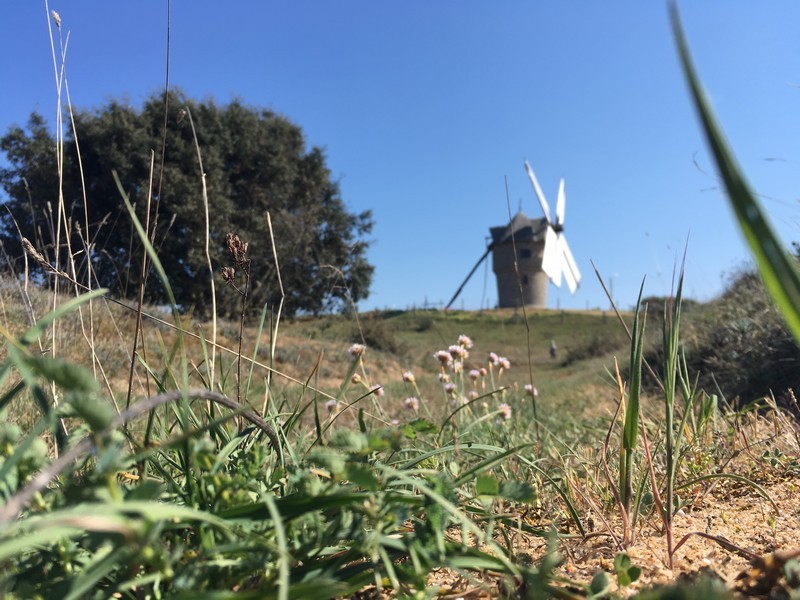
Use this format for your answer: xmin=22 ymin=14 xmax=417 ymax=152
xmin=0 ymin=91 xmax=374 ymax=317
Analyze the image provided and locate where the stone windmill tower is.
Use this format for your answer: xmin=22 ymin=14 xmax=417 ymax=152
xmin=489 ymin=212 xmax=550 ymax=308
xmin=446 ymin=161 xmax=581 ymax=310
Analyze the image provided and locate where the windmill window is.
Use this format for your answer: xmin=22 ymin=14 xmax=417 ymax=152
xmin=519 ymin=248 xmax=532 ymax=259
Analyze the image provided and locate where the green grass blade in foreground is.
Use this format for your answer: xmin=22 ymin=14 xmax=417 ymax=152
xmin=671 ymin=4 xmax=800 ymax=343
xmin=113 ymin=171 xmax=189 ymax=391
xmin=621 ymin=279 xmax=646 ymax=513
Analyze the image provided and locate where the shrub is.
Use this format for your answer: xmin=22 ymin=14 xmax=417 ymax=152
xmin=680 ymin=268 xmax=800 ymax=408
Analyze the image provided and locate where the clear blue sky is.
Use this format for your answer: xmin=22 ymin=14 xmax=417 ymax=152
xmin=3 ymin=2 xmax=800 ymax=312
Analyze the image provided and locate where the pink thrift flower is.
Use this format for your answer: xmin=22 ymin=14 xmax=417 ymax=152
xmin=524 ymin=384 xmax=538 ymax=397
xmin=434 ymin=350 xmax=453 ymax=366
xmin=348 ymin=343 xmax=366 ymax=358
xmin=403 ymin=397 xmax=420 ymax=411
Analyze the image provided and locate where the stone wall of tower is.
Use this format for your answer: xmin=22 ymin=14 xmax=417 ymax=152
xmin=491 ymin=239 xmax=548 ymax=308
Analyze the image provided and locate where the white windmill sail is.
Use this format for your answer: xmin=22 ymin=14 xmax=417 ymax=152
xmin=524 ymin=160 xmax=581 ymax=293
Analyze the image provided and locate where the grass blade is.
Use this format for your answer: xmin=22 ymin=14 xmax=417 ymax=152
xmin=671 ymin=3 xmax=800 ymax=343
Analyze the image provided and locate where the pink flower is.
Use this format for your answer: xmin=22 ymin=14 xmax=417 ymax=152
xmin=325 ymin=399 xmax=338 ymax=414
xmin=498 ymin=403 xmax=512 ymax=420
xmin=348 ymin=343 xmax=366 ymax=358
xmin=434 ymin=350 xmax=453 ymax=366
xmin=444 ymin=382 xmax=456 ymax=394
xmin=351 ymin=373 xmax=362 ymax=384
xmin=403 ymin=397 xmax=419 ymax=411
xmin=469 ymin=369 xmax=481 ymax=381
xmin=371 ymin=385 xmax=385 ymax=397
xmin=457 ymin=334 xmax=474 ymax=349
xmin=488 ymin=352 xmax=499 ymax=365
xmin=402 ymin=371 xmax=416 ymax=383
xmin=524 ymin=384 xmax=538 ymax=397
xmin=498 ymin=357 xmax=511 ymax=370
xmin=449 ymin=345 xmax=468 ymax=360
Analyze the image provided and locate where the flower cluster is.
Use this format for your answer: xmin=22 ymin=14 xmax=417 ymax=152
xmin=333 ymin=333 xmax=537 ymax=429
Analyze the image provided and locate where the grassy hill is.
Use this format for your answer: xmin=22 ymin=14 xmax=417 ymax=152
xmin=1 ymin=278 xmax=799 ymax=598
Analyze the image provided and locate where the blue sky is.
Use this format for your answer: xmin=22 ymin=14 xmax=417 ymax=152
xmin=3 ymin=2 xmax=800 ymax=312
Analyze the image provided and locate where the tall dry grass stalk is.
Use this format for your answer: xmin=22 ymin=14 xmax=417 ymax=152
xmin=184 ymin=106 xmax=218 ymax=390
xmin=503 ymin=175 xmax=540 ymax=446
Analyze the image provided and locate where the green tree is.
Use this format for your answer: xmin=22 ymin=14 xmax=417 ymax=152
xmin=0 ymin=91 xmax=374 ymax=316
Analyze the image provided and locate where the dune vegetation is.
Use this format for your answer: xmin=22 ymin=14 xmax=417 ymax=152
xmin=1 ymin=5 xmax=800 ymax=599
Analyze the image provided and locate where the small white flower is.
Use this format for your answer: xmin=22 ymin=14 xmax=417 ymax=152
xmin=351 ymin=373 xmax=362 ymax=384
xmin=371 ymin=384 xmax=385 ymax=397
xmin=498 ymin=357 xmax=511 ymax=370
xmin=325 ymin=399 xmax=338 ymax=414
xmin=524 ymin=384 xmax=539 ymax=397
xmin=402 ymin=370 xmax=416 ymax=383
xmin=348 ymin=343 xmax=366 ymax=358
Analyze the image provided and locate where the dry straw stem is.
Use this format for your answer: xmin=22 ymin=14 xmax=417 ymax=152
xmin=185 ymin=106 xmax=217 ymax=389
xmin=503 ymin=175 xmax=539 ymax=446
xmin=0 ymin=388 xmax=281 ymax=526
xmin=19 ymin=238 xmax=336 ymax=401
xmin=261 ymin=212 xmax=285 ymax=415
xmin=126 ymin=151 xmax=156 ymax=411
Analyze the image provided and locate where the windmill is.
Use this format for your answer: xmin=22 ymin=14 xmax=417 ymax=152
xmin=445 ymin=161 xmax=581 ymax=310
xmin=523 ymin=160 xmax=581 ymax=294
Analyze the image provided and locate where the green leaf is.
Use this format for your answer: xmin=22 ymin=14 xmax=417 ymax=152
xmin=590 ymin=571 xmax=610 ymax=597
xmin=344 ymin=463 xmax=379 ymax=491
xmin=499 ymin=480 xmax=536 ymax=503
xmin=475 ymin=474 xmax=499 ymax=496
xmin=671 ymin=4 xmax=800 ymax=344
xmin=21 ymin=355 xmax=98 ymax=394
xmin=613 ymin=552 xmax=641 ymax=588
xmin=70 ymin=395 xmax=116 ymax=432
xmin=404 ymin=418 xmax=438 ymax=438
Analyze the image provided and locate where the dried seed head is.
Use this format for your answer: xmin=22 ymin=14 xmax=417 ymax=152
xmin=225 ymin=233 xmax=249 ymax=265
xmin=177 ymin=108 xmax=187 ymax=124
xmin=51 ymin=10 xmax=61 ymax=28
xmin=220 ymin=266 xmax=236 ymax=284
